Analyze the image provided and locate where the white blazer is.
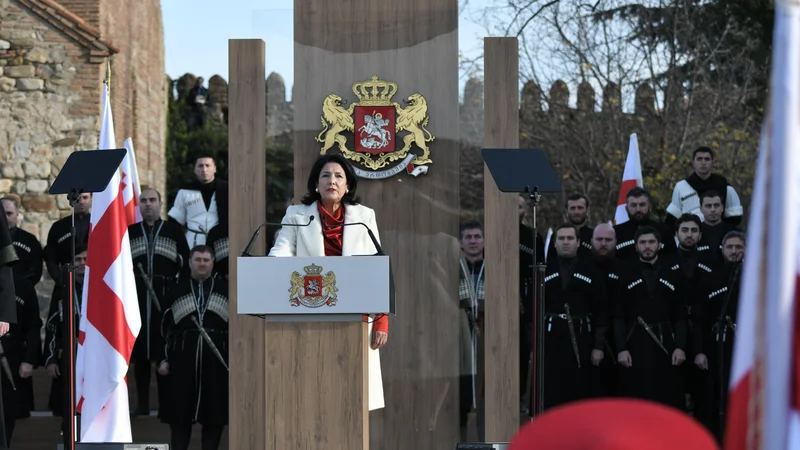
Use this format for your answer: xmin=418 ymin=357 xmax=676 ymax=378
xmin=268 ymin=200 xmax=385 ymax=411
xmin=269 ymin=201 xmax=381 ymax=258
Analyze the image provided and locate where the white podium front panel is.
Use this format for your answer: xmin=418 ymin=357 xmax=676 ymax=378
xmin=237 ymin=255 xmax=391 ymax=316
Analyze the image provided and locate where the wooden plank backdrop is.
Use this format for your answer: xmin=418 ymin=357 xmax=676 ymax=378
xmin=227 ymin=39 xmax=267 ymax=450
xmin=483 ymin=37 xmax=521 ymax=441
xmin=293 ymin=0 xmax=462 ymax=448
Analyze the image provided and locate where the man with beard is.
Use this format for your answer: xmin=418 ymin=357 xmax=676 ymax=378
xmin=43 ymin=246 xmax=86 ymax=438
xmin=518 ymin=195 xmax=544 ymax=416
xmin=666 ymin=147 xmax=743 ymax=229
xmin=547 ymin=194 xmax=594 ymax=260
xmin=691 ymin=231 xmax=745 ymax=443
xmin=542 ymin=224 xmax=607 ymax=409
xmin=458 ymin=220 xmax=485 ymax=440
xmin=587 ymin=223 xmax=632 ymax=396
xmin=667 ymin=213 xmax=716 ymax=417
xmin=1 ymin=197 xmax=42 ymax=287
xmin=129 ymin=188 xmax=190 ymax=416
xmin=615 ymin=226 xmax=687 ymax=410
xmin=1 ymin=270 xmax=42 ymax=446
xmin=44 ymin=193 xmax=90 ymax=312
xmin=158 ymin=245 xmax=229 ymax=450
xmin=698 ymin=191 xmax=739 ymax=260
xmin=670 ymin=214 xmax=717 ymax=280
xmin=614 ymin=187 xmax=676 ymax=262
xmin=168 ymin=155 xmax=228 ymax=247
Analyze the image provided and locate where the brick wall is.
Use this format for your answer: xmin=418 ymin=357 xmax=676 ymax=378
xmin=100 ymin=0 xmax=166 ymax=196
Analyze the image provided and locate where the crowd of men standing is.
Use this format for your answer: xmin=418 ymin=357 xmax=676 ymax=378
xmin=0 ymin=155 xmax=231 ymax=450
xmin=457 ymin=146 xmax=745 ymax=444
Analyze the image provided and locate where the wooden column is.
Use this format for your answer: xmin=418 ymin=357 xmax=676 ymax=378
xmin=228 ymin=39 xmax=267 ymax=450
xmin=483 ymin=37 xmax=521 ymax=441
xmin=293 ymin=0 xmax=462 ymax=449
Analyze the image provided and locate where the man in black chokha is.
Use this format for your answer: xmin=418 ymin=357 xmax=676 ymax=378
xmin=691 ymin=231 xmax=746 ymax=443
xmin=543 ymin=223 xmax=608 ymax=410
xmin=1 ymin=270 xmax=42 ymax=446
xmin=43 ymin=246 xmax=87 ymax=438
xmin=614 ymin=226 xmax=688 ymax=410
xmin=1 ymin=197 xmax=43 ymax=288
xmin=158 ymin=245 xmax=228 ymax=450
xmin=129 ymin=188 xmax=190 ymax=416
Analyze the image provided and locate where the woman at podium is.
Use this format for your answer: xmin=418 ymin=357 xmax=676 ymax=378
xmin=268 ymin=153 xmax=388 ymax=410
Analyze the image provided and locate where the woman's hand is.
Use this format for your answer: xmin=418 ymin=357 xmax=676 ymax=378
xmin=371 ymin=330 xmax=388 ymax=350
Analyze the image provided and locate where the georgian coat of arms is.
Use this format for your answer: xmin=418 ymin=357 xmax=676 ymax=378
xmin=315 ymin=75 xmax=435 ymax=179
xmin=289 ymin=263 xmax=338 ymax=308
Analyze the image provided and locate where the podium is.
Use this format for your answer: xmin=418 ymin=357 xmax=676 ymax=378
xmin=236 ymin=255 xmax=395 ymax=449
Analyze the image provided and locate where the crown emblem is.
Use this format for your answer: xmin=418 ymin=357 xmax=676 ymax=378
xmin=352 ymin=75 xmax=398 ymax=106
xmin=303 ymin=263 xmax=324 ymax=276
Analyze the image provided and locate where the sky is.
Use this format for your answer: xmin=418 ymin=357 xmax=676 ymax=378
xmin=162 ymin=0 xmax=496 ymax=101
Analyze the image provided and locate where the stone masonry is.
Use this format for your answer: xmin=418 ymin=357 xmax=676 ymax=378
xmin=0 ymin=0 xmax=166 ymax=244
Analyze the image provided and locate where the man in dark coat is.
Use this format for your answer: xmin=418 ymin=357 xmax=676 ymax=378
xmin=0 ymin=204 xmax=19 ymax=449
xmin=2 ymin=197 xmax=43 ymax=287
xmin=129 ymin=188 xmax=190 ymax=416
xmin=1 ymin=271 xmax=41 ymax=446
xmin=158 ymin=245 xmax=228 ymax=450
xmin=614 ymin=226 xmax=688 ymax=410
xmin=692 ymin=231 xmax=745 ymax=443
xmin=542 ymin=224 xmax=607 ymax=410
xmin=43 ymin=246 xmax=86 ymax=436
xmin=587 ymin=223 xmax=633 ymax=397
xmin=43 ymin=192 xmax=91 ymax=341
xmin=614 ymin=187 xmax=676 ymax=262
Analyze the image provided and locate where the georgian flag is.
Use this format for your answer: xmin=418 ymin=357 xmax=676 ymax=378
xmin=74 ymin=82 xmax=141 ymax=442
xmin=614 ymin=133 xmax=643 ymax=225
xmin=724 ymin=1 xmax=800 ymax=448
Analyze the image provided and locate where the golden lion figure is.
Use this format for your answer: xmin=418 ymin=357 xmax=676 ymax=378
xmin=316 ymin=94 xmax=356 ymax=154
xmin=394 ymin=93 xmax=435 ymax=165
xmin=289 ymin=271 xmax=304 ymax=303
xmin=322 ymin=271 xmax=338 ymax=303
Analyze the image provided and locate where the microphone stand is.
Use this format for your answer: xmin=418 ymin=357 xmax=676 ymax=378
xmin=524 ymin=185 xmax=546 ymax=418
xmin=61 ymin=189 xmax=81 ymax=450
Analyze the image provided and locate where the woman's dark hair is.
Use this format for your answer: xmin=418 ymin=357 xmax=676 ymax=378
xmin=301 ymin=154 xmax=361 ymax=206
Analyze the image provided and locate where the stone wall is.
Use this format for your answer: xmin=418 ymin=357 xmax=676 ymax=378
xmin=0 ymin=0 xmax=166 ymax=243
xmin=0 ymin=0 xmax=107 ymax=241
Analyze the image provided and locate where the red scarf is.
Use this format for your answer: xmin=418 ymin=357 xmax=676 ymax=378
xmin=318 ymin=202 xmax=344 ymax=256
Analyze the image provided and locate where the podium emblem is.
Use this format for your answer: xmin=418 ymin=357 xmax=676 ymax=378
xmin=316 ymin=75 xmax=435 ymax=179
xmin=289 ymin=263 xmax=338 ymax=308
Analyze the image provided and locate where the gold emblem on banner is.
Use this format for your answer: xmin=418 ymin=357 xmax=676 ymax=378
xmin=289 ymin=263 xmax=338 ymax=308
xmin=315 ymin=75 xmax=434 ymax=179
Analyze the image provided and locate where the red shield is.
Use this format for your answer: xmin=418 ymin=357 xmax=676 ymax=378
xmin=354 ymin=106 xmax=395 ymax=155
xmin=303 ymin=276 xmax=323 ymax=297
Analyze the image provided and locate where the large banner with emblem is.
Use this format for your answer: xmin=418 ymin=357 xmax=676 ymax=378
xmin=315 ymin=75 xmax=435 ymax=179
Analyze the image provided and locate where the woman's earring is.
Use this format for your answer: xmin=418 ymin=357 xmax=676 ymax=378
xmin=346 ymin=189 xmax=349 ymax=193
xmin=315 ymin=187 xmax=319 ymax=192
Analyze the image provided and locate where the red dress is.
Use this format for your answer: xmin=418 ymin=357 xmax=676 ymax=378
xmin=318 ymin=203 xmax=388 ymax=334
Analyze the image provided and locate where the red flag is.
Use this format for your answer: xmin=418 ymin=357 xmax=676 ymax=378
xmin=74 ymin=82 xmax=141 ymax=442
xmin=724 ymin=2 xmax=800 ymax=448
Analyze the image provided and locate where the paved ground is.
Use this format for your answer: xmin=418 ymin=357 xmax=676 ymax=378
xmin=11 ymin=365 xmax=229 ymax=450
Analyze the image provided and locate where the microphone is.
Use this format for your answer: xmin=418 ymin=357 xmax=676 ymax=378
xmin=324 ymin=221 xmax=385 ymax=256
xmin=240 ymin=215 xmax=315 ymax=257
